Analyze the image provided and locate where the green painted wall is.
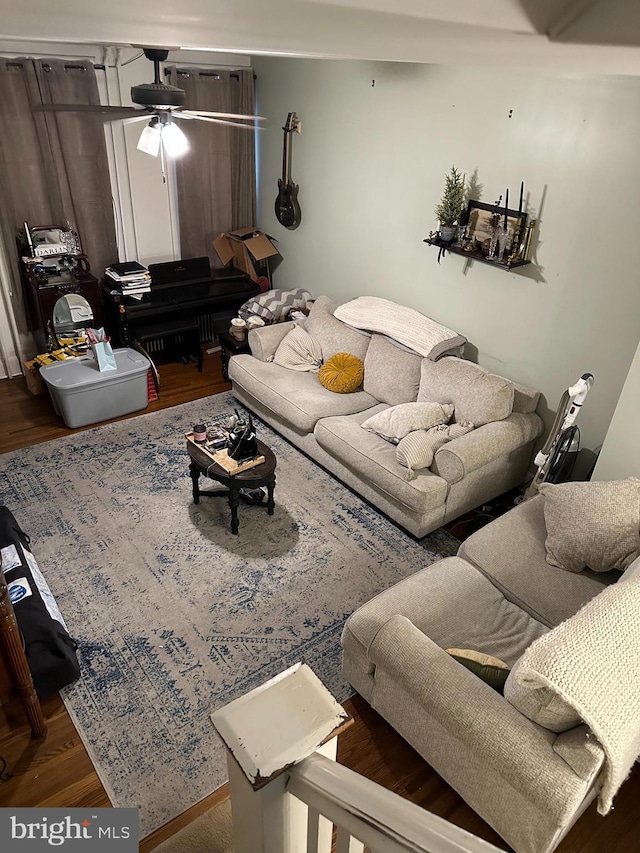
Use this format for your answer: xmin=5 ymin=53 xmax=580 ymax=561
xmin=253 ymin=57 xmax=640 ymax=458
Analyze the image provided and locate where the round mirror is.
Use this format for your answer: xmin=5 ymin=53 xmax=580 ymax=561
xmin=52 ymin=294 xmax=94 ymax=341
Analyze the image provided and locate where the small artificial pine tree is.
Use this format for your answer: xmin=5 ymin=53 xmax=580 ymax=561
xmin=434 ymin=166 xmax=466 ymax=227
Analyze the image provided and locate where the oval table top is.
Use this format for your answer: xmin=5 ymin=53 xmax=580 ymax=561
xmin=187 ymin=437 xmax=276 ymax=488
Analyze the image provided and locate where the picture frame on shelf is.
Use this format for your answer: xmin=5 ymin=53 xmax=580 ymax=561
xmin=463 ymin=200 xmax=527 ymax=258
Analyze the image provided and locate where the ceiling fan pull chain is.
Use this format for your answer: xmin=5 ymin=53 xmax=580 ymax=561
xmin=160 ymin=143 xmax=167 ymax=184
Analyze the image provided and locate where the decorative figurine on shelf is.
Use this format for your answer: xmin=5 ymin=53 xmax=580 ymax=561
xmin=63 ymin=220 xmax=82 ymax=255
xmin=434 ymin=165 xmax=466 ymax=243
xmin=484 ymin=206 xmax=502 ymax=259
xmin=459 ymin=226 xmax=477 ymax=253
xmin=497 ymin=225 xmax=513 ymax=262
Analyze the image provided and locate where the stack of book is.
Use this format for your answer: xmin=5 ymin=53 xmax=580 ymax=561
xmin=105 ymin=261 xmax=151 ymax=296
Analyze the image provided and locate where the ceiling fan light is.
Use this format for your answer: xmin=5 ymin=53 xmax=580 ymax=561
xmin=161 ymin=121 xmax=189 ymax=157
xmin=137 ymin=123 xmax=161 ymax=157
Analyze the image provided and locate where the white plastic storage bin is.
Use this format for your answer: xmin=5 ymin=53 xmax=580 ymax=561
xmin=40 ymin=348 xmax=150 ymax=428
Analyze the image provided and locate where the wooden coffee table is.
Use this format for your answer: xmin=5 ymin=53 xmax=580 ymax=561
xmin=187 ymin=438 xmax=277 ymax=535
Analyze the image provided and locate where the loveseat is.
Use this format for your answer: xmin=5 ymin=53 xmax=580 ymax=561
xmin=229 ymin=296 xmax=544 ymax=537
xmin=341 ymin=486 xmax=640 ymax=853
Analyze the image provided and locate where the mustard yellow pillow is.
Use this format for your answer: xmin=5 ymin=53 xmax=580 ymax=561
xmin=318 ymin=352 xmax=364 ymax=394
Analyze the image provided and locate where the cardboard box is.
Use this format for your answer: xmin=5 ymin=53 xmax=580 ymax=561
xmin=23 ymin=360 xmax=45 ymax=395
xmin=213 ymin=227 xmax=279 ymax=284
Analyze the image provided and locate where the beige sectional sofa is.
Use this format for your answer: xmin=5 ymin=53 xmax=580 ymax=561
xmin=229 ymin=295 xmax=544 ymax=537
xmin=342 ymin=494 xmax=635 ymax=853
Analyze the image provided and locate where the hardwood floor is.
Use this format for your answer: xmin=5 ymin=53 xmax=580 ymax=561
xmin=0 ymin=348 xmax=229 ymax=454
xmin=0 ymin=351 xmax=638 ymax=852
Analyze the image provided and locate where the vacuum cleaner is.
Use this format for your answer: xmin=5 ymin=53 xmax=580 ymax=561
xmin=523 ymin=372 xmax=594 ymax=500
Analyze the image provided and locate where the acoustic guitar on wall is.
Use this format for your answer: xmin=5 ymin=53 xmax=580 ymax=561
xmin=275 ymin=112 xmax=301 ymax=228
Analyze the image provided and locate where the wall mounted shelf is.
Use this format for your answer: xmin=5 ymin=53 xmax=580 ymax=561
xmin=423 ymin=238 xmax=531 ymax=271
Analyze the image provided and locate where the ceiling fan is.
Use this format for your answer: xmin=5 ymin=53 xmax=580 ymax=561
xmin=33 ymin=47 xmax=264 ymax=158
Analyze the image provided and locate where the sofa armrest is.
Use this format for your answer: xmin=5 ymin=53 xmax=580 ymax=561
xmin=369 ymin=615 xmax=590 ymax=819
xmin=247 ymin=321 xmax=295 ymax=361
xmin=553 ymin=725 xmax=604 ymax=782
xmin=432 ymin=411 xmax=543 ymax=485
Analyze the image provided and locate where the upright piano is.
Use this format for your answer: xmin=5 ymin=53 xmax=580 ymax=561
xmin=102 ymin=256 xmax=261 ymax=348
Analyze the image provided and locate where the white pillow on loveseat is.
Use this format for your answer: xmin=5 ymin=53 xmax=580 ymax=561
xmin=361 ymin=401 xmax=454 ymax=444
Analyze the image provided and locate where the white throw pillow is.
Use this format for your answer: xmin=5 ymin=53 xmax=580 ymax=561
xmin=272 ymin=325 xmax=323 ymax=372
xmin=361 ymin=402 xmax=454 ymax=444
xmin=396 ymin=421 xmax=474 ymax=480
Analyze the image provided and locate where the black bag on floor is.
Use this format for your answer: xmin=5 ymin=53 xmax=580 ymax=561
xmin=0 ymin=506 xmax=80 ymax=698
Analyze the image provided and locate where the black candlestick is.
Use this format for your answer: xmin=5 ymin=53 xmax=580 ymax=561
xmin=504 ymin=189 xmax=509 ymax=228
xmin=518 ymin=181 xmax=524 ymax=215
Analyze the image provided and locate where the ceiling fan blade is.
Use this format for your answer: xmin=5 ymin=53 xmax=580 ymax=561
xmin=176 ymin=114 xmax=264 ymax=130
xmin=181 ymin=110 xmax=266 ymax=121
xmin=120 ymin=115 xmax=153 ymax=125
xmin=33 ymin=103 xmax=142 ymax=118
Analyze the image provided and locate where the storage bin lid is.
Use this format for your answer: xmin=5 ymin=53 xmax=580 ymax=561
xmin=40 ymin=348 xmax=150 ymax=390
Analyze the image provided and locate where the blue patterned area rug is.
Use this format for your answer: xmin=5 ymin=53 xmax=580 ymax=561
xmin=0 ymin=392 xmax=457 ymax=836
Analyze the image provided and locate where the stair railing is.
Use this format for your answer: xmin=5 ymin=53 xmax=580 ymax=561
xmin=211 ymin=663 xmax=501 ymax=853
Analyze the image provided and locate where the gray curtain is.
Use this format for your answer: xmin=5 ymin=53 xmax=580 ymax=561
xmin=167 ymin=68 xmax=256 ymax=266
xmin=0 ymin=58 xmax=117 ymax=332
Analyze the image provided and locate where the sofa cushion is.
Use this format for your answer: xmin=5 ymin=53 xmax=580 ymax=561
xmin=315 ymin=406 xmax=448 ymax=514
xmin=539 ymin=478 xmax=640 ymax=574
xmin=363 ymin=334 xmax=423 ymax=406
xmin=458 ymin=496 xmax=619 ymax=627
xmin=418 ymin=358 xmax=514 ymax=426
xmin=361 ymin=402 xmax=454 ymax=443
xmin=342 ymin=555 xmax=547 ymax=667
xmin=504 ymin=659 xmax=581 ymax=732
xmin=305 ymin=295 xmax=370 ymax=361
xmin=318 ymin=352 xmax=364 ymax=393
xmin=229 ymin=354 xmax=378 ymax=433
xmin=273 ymin=324 xmax=323 ymax=372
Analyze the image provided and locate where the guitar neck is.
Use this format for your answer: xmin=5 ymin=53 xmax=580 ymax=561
xmin=281 ymin=130 xmax=290 ymax=183
xmin=281 ymin=112 xmax=297 ymax=184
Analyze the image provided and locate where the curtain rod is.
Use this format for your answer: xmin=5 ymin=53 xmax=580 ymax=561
xmin=166 ymin=68 xmax=257 ymax=80
xmin=3 ymin=60 xmax=254 ymax=76
xmin=3 ymin=60 xmax=105 ymax=70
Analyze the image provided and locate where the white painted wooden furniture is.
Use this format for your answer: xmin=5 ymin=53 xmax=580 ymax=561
xmin=211 ymin=662 xmax=501 ymax=853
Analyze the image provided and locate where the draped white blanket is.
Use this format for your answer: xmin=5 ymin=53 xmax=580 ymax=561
xmin=513 ymin=575 xmax=640 ymax=813
xmin=333 ymin=297 xmax=467 ymax=360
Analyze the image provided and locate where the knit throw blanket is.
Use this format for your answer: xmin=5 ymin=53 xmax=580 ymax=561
xmin=513 ymin=576 xmax=640 ymax=813
xmin=333 ymin=297 xmax=467 ymax=360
